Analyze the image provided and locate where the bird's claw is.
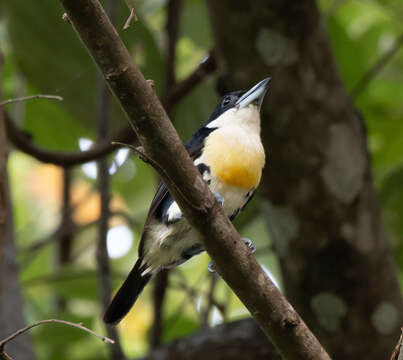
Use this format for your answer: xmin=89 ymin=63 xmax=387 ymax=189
xmin=207 ymin=238 xmax=256 ymax=274
xmin=241 ymin=238 xmax=256 ymax=254
xmin=208 ymin=260 xmax=216 ymax=273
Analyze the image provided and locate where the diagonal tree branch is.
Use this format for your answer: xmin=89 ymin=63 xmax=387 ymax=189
xmin=57 ymin=1 xmax=331 ymax=359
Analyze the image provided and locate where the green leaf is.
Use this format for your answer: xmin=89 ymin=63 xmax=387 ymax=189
xmin=5 ymin=0 xmax=164 ymax=149
xmin=171 ymin=79 xmax=218 ymax=141
xmin=44 ymin=268 xmax=99 ymax=301
xmin=326 ymin=17 xmax=366 ymax=90
xmin=162 ymin=313 xmax=199 ymax=343
xmin=180 ymin=0 xmax=212 ymax=49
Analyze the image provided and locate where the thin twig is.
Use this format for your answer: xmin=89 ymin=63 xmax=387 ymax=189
xmin=201 ymin=272 xmax=218 ymax=328
xmin=123 ymin=0 xmax=138 ymax=30
xmin=170 ymin=275 xmax=227 ymax=321
xmin=4 ymin=110 xmax=129 ymax=165
xmin=0 ymin=319 xmax=114 ymax=353
xmin=0 ymin=94 xmax=63 ymax=106
xmin=151 ymin=270 xmax=169 ymax=348
xmin=55 ymin=167 xmax=74 ymax=310
xmin=351 ymin=32 xmax=403 ymax=100
xmin=167 ymin=271 xmax=210 ymax=330
xmin=390 ymin=327 xmax=403 ymax=360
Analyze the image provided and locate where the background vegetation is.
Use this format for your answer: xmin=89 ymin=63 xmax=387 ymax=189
xmin=1 ymin=0 xmax=403 ymax=359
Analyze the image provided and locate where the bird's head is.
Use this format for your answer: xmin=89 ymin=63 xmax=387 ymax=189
xmin=206 ymin=77 xmax=271 ymax=130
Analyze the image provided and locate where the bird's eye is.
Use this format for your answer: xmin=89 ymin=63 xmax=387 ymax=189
xmin=222 ymin=97 xmax=231 ymax=107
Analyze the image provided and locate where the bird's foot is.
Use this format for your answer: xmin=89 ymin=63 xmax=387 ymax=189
xmin=241 ymin=238 xmax=256 ymax=254
xmin=208 ymin=260 xmax=216 ymax=273
xmin=207 ymin=238 xmax=256 ymax=273
xmin=213 ymin=191 xmax=224 ymax=206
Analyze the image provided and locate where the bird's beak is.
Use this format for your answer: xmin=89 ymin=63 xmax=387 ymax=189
xmin=235 ymin=77 xmax=271 ymax=110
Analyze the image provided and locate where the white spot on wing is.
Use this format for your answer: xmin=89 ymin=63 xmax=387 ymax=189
xmin=167 ymin=201 xmax=182 ymax=222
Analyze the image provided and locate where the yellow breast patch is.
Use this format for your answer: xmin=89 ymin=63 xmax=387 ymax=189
xmin=204 ymin=130 xmax=265 ymax=189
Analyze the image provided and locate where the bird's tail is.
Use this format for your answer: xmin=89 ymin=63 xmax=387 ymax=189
xmin=103 ymin=258 xmax=152 ymax=325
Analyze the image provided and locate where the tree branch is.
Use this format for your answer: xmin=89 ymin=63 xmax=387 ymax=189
xmin=4 ymin=52 xmax=215 ymax=166
xmin=123 ymin=0 xmax=138 ymax=30
xmin=0 ymin=318 xmax=114 ymax=360
xmin=4 ymin=110 xmax=133 ymax=165
xmin=390 ymin=328 xmax=403 ymax=360
xmin=57 ymin=1 xmax=331 ymax=359
xmin=0 ymin=94 xmax=63 ymax=106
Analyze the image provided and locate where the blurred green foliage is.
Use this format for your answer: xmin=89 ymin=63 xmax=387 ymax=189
xmin=1 ymin=0 xmax=403 ymax=358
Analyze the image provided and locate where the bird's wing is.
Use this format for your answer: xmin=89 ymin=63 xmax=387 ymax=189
xmin=138 ymin=126 xmax=217 ymax=257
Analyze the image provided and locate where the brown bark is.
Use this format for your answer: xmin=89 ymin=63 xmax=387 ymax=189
xmin=142 ymin=319 xmax=280 ymax=360
xmin=58 ymin=1 xmax=330 ymax=359
xmin=206 ymin=1 xmax=403 ymax=359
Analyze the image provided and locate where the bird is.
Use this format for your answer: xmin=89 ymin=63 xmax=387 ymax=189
xmin=103 ymin=77 xmax=271 ymax=325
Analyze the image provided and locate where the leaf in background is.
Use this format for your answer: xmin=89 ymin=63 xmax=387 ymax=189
xmin=171 ymin=80 xmax=218 ymax=141
xmin=111 ymin=156 xmax=156 ymax=213
xmin=326 ymin=17 xmax=365 ymax=90
xmin=162 ymin=313 xmax=199 ymax=343
xmin=36 ymin=268 xmax=99 ymax=301
xmin=4 ymin=0 xmax=164 ymax=149
xmin=326 ymin=1 xmax=401 ymax=91
xmin=379 ymin=165 xmax=403 ymax=270
xmin=5 ymin=0 xmax=97 ymax=123
xmin=358 ymin=80 xmax=403 ymax=174
xmin=180 ymin=0 xmax=212 ymax=49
